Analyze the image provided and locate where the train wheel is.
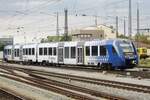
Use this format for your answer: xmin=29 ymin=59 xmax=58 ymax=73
xmin=42 ymin=61 xmax=46 ymax=66
xmin=101 ymin=63 xmax=105 ymax=70
xmin=107 ymin=64 xmax=112 ymax=70
xmin=97 ymin=63 xmax=102 ymax=70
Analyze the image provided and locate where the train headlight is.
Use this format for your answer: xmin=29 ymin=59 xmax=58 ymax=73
xmin=132 ymin=60 xmax=136 ymax=64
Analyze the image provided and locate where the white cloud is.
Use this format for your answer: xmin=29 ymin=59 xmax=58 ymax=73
xmin=0 ymin=0 xmax=150 ymax=43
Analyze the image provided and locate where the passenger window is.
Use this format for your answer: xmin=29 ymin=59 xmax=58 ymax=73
xmin=32 ymin=48 xmax=35 ymax=55
xmin=39 ymin=48 xmax=43 ymax=55
xmin=112 ymin=46 xmax=117 ymax=55
xmin=86 ymin=46 xmax=90 ymax=56
xmin=71 ymin=47 xmax=76 ymax=58
xmin=100 ymin=46 xmax=107 ymax=56
xmin=48 ymin=48 xmax=52 ymax=55
xmin=29 ymin=48 xmax=31 ymax=55
xmin=23 ymin=49 xmax=25 ymax=55
xmin=7 ymin=49 xmax=9 ymax=55
xmin=4 ymin=49 xmax=7 ymax=55
xmin=15 ymin=49 xmax=16 ymax=56
xmin=53 ymin=47 xmax=57 ymax=56
xmin=44 ymin=48 xmax=47 ymax=55
xmin=17 ymin=49 xmax=20 ymax=57
xmin=26 ymin=49 xmax=28 ymax=55
xmin=9 ymin=49 xmax=11 ymax=55
xmin=8 ymin=49 xmax=9 ymax=55
xmin=92 ymin=46 xmax=98 ymax=56
xmin=65 ymin=47 xmax=69 ymax=58
xmin=14 ymin=49 xmax=16 ymax=57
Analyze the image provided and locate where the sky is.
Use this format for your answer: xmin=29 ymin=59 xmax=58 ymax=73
xmin=0 ymin=0 xmax=150 ymax=43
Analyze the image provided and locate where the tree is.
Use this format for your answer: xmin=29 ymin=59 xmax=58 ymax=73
xmin=134 ymin=34 xmax=150 ymax=44
xmin=60 ymin=35 xmax=72 ymax=41
xmin=41 ymin=35 xmax=72 ymax=43
xmin=118 ymin=34 xmax=128 ymax=39
xmin=0 ymin=43 xmax=5 ymax=51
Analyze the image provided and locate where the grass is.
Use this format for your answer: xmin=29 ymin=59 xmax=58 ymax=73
xmin=139 ymin=58 xmax=150 ymax=67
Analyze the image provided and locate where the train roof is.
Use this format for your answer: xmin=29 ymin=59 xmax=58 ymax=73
xmin=4 ymin=39 xmax=131 ymax=47
xmin=4 ymin=45 xmax=13 ymax=49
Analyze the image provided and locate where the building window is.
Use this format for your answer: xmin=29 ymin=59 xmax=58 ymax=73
xmin=86 ymin=46 xmax=90 ymax=56
xmin=100 ymin=34 xmax=103 ymax=38
xmin=100 ymin=46 xmax=107 ymax=56
xmin=92 ymin=46 xmax=98 ymax=56
xmin=65 ymin=47 xmax=69 ymax=58
xmin=39 ymin=48 xmax=43 ymax=55
xmin=48 ymin=48 xmax=52 ymax=55
xmin=29 ymin=48 xmax=31 ymax=55
xmin=71 ymin=47 xmax=76 ymax=58
xmin=32 ymin=48 xmax=35 ymax=55
xmin=44 ymin=48 xmax=47 ymax=55
xmin=53 ymin=47 xmax=56 ymax=56
xmin=112 ymin=30 xmax=115 ymax=33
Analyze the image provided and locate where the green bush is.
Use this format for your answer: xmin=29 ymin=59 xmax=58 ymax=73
xmin=0 ymin=43 xmax=4 ymax=51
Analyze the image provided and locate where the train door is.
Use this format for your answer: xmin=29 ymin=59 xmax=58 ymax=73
xmin=77 ymin=47 xmax=84 ymax=64
xmin=58 ymin=47 xmax=64 ymax=63
xmin=36 ymin=44 xmax=38 ymax=62
xmin=19 ymin=45 xmax=23 ymax=61
xmin=12 ymin=45 xmax=14 ymax=60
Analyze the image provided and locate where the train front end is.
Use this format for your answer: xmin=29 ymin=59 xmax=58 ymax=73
xmin=117 ymin=40 xmax=139 ymax=69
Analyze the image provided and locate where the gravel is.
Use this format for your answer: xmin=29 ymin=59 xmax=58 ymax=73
xmin=1 ymin=63 xmax=150 ymax=100
xmin=0 ymin=75 xmax=70 ymax=100
xmin=36 ymin=73 xmax=150 ymax=100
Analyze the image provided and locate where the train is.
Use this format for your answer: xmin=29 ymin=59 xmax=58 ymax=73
xmin=137 ymin=47 xmax=149 ymax=59
xmin=3 ymin=39 xmax=139 ymax=70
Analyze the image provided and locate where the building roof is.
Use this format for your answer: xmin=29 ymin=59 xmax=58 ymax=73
xmin=81 ymin=24 xmax=114 ymax=31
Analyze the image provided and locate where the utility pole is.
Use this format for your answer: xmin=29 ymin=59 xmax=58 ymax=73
xmin=64 ymin=9 xmax=68 ymax=41
xmin=56 ymin=12 xmax=59 ymax=41
xmin=95 ymin=15 xmax=98 ymax=26
xmin=116 ymin=16 xmax=119 ymax=38
xmin=128 ymin=0 xmax=132 ymax=38
xmin=137 ymin=3 xmax=140 ymax=48
xmin=124 ymin=17 xmax=126 ymax=37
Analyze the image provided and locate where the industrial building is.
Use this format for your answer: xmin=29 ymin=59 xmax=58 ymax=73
xmin=72 ymin=25 xmax=117 ymax=41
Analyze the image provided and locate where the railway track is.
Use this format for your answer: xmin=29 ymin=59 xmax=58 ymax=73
xmin=0 ymin=88 xmax=30 ymax=100
xmin=2 ymin=64 xmax=149 ymax=94
xmin=2 ymin=62 xmax=150 ymax=78
xmin=0 ymin=65 xmax=126 ymax=100
xmin=1 ymin=64 xmax=150 ymax=94
xmin=25 ymin=69 xmax=150 ymax=94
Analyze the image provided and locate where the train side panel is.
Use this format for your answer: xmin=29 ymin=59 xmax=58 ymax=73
xmin=22 ymin=44 xmax=37 ymax=63
xmin=3 ymin=45 xmax=13 ymax=61
xmin=13 ymin=44 xmax=21 ymax=62
xmin=37 ymin=43 xmax=58 ymax=64
xmin=63 ymin=41 xmax=77 ymax=65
